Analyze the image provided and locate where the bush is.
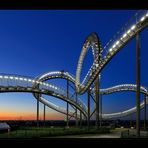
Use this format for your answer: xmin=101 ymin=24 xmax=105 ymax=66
xmin=0 ymin=126 xmax=111 ymax=138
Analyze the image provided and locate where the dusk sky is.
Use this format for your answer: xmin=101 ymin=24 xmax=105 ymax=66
xmin=0 ymin=10 xmax=147 ymax=120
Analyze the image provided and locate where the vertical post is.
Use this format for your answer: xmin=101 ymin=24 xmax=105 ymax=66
xmin=37 ymin=98 xmax=39 ymax=127
xmin=87 ymin=89 xmax=90 ymax=128
xmin=94 ymin=76 xmax=99 ymax=128
xmin=44 ymin=104 xmax=46 ymax=127
xmin=100 ymin=94 xmax=102 ymax=127
xmin=80 ymin=111 xmax=82 ymax=128
xmin=136 ymin=32 xmax=140 ymax=137
xmin=66 ymin=80 xmax=69 ymax=128
xmin=75 ymin=92 xmax=78 ymax=127
xmin=144 ymin=95 xmax=146 ymax=130
xmin=130 ymin=114 xmax=133 ymax=128
xmin=66 ymin=102 xmax=69 ymax=127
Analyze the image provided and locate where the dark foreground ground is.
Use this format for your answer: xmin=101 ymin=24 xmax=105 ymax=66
xmin=0 ymin=120 xmax=148 ymax=138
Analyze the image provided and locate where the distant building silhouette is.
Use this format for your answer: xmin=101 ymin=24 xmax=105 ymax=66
xmin=0 ymin=122 xmax=10 ymax=133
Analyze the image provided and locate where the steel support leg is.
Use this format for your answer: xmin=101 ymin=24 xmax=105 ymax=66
xmin=66 ymin=80 xmax=69 ymax=127
xmin=44 ymin=104 xmax=45 ymax=127
xmin=130 ymin=114 xmax=133 ymax=127
xmin=136 ymin=32 xmax=140 ymax=137
xmin=144 ymin=95 xmax=146 ymax=130
xmin=100 ymin=94 xmax=102 ymax=127
xmin=87 ymin=90 xmax=90 ymax=128
xmin=80 ymin=111 xmax=82 ymax=128
xmin=37 ymin=98 xmax=39 ymax=127
xmin=94 ymin=76 xmax=99 ymax=128
xmin=66 ymin=102 xmax=69 ymax=127
xmin=75 ymin=92 xmax=78 ymax=127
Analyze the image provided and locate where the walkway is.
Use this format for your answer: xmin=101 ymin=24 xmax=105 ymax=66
xmin=53 ymin=128 xmax=128 ymax=138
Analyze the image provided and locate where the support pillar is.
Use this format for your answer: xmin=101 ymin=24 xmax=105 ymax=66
xmin=37 ymin=98 xmax=39 ymax=127
xmin=66 ymin=102 xmax=69 ymax=127
xmin=80 ymin=111 xmax=82 ymax=128
xmin=144 ymin=95 xmax=147 ymax=130
xmin=75 ymin=92 xmax=78 ymax=127
xmin=130 ymin=114 xmax=133 ymax=128
xmin=87 ymin=90 xmax=90 ymax=128
xmin=100 ymin=94 xmax=102 ymax=127
xmin=94 ymin=76 xmax=99 ymax=128
xmin=136 ymin=32 xmax=140 ymax=137
xmin=44 ymin=104 xmax=45 ymax=126
xmin=66 ymin=80 xmax=69 ymax=127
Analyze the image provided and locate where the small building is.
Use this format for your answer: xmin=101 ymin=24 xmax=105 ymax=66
xmin=0 ymin=122 xmax=11 ymax=133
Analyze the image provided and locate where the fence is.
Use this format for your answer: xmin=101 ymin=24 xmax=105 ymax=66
xmin=121 ymin=129 xmax=148 ymax=138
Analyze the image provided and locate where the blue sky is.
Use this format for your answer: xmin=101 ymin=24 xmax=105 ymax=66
xmin=0 ymin=10 xmax=147 ymax=120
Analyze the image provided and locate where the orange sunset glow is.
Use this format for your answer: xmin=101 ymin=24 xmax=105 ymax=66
xmin=0 ymin=111 xmax=65 ymax=120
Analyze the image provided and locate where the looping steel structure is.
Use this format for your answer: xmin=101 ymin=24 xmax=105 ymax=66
xmin=76 ymin=10 xmax=148 ymax=94
xmin=0 ymin=10 xmax=148 ymax=121
xmin=75 ymin=32 xmax=102 ymax=93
